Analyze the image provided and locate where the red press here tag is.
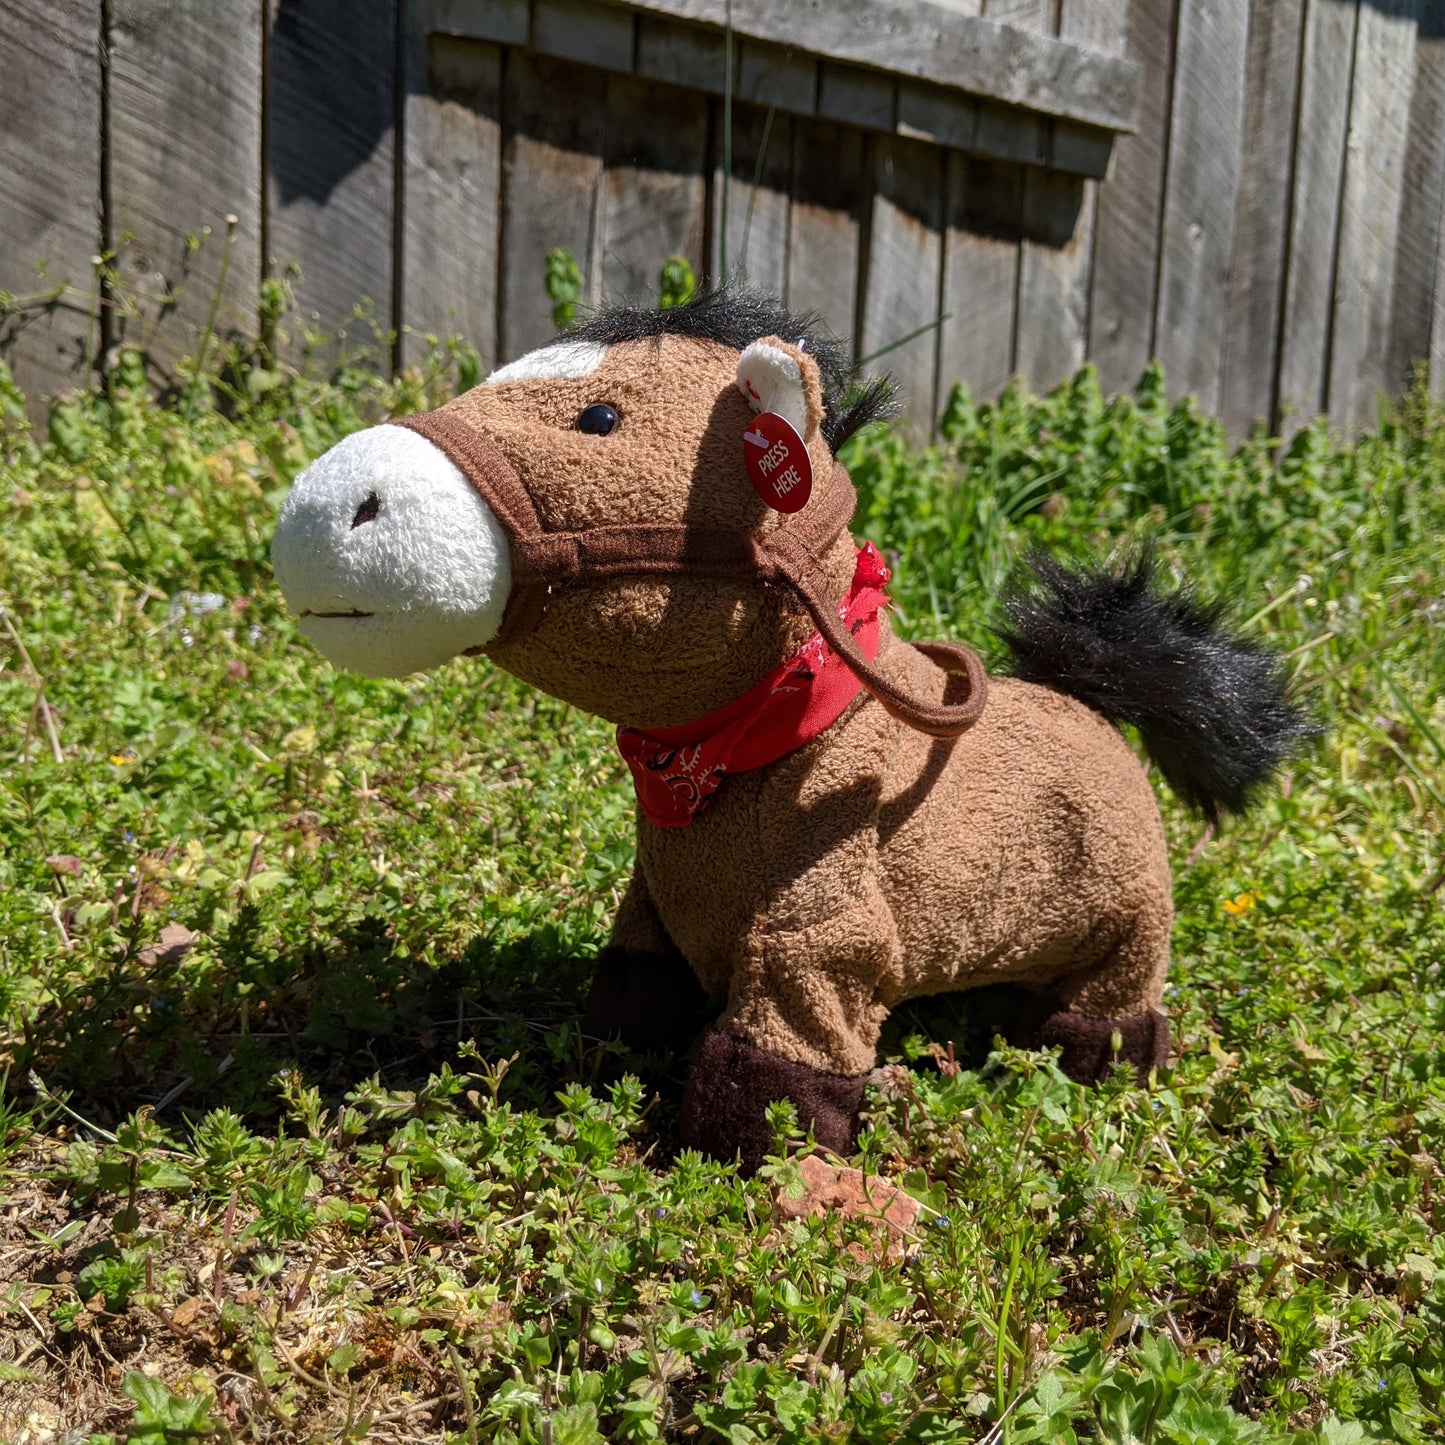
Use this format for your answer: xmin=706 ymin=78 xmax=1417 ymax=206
xmin=742 ymin=412 xmax=813 ymax=513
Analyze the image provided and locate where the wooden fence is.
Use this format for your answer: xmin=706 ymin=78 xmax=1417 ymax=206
xmin=4 ymin=0 xmax=1445 ymax=439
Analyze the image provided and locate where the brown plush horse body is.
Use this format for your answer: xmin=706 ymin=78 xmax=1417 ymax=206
xmin=272 ymin=292 xmax=1305 ymax=1171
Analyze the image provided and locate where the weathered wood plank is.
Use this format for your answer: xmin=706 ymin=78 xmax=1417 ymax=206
xmin=1218 ymin=0 xmax=1306 ymax=437
xmin=896 ymin=81 xmax=977 ymax=150
xmin=785 ymin=119 xmax=866 ymax=339
xmin=1328 ymin=2 xmax=1418 ymax=430
xmin=498 ymin=52 xmax=608 ymax=359
xmin=401 ymin=32 xmax=503 ymax=369
xmin=0 ymin=0 xmax=102 ymax=409
xmin=737 ymin=40 xmax=817 ymax=112
xmin=979 ymin=0 xmax=1053 ymax=171
xmin=1088 ymin=0 xmax=1175 ymax=393
xmin=818 ymin=63 xmax=895 ymax=131
xmin=417 ymin=0 xmax=528 ymax=45
xmin=711 ymin=101 xmax=792 ymax=296
xmin=938 ymin=155 xmax=1022 ymax=412
xmin=1431 ymin=170 xmax=1445 ymax=398
xmin=1015 ymin=172 xmax=1095 ymax=395
xmin=1153 ymin=0 xmax=1250 ymax=413
xmin=859 ymin=134 xmax=944 ymax=433
xmin=983 ymin=0 xmax=1049 ymax=27
xmin=1387 ymin=9 xmax=1445 ymax=397
xmin=109 ymin=0 xmax=264 ymax=372
xmin=636 ymin=14 xmax=732 ymax=91
xmin=1054 ymin=0 xmax=1126 ymax=72
xmin=1276 ymin=0 xmax=1359 ymax=429
xmin=905 ymin=84 xmax=1111 ymax=178
xmin=1014 ymin=0 xmax=1124 ymax=397
xmin=613 ymin=0 xmax=1143 ymax=134
xmin=533 ymin=0 xmax=636 ymax=72
xmin=634 ymin=0 xmax=1116 ymax=173
xmin=975 ymin=102 xmax=1048 ymax=167
xmin=1050 ymin=120 xmax=1114 ymax=178
xmin=267 ymin=0 xmax=395 ymax=352
xmin=599 ymin=73 xmax=708 ymax=306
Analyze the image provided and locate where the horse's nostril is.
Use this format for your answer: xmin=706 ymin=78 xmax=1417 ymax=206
xmin=351 ymin=492 xmax=381 ymax=529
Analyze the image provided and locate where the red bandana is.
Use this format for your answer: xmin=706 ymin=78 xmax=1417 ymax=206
xmin=617 ymin=544 xmax=891 ymax=828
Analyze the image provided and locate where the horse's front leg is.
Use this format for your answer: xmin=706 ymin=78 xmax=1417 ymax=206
xmin=678 ymin=775 xmax=901 ymax=1174
xmin=678 ymin=903 xmax=900 ymax=1173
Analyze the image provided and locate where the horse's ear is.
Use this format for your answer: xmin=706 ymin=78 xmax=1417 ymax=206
xmin=736 ymin=337 xmax=825 ymax=442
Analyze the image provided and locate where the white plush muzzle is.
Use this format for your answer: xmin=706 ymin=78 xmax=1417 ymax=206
xmin=271 ymin=424 xmax=513 ymax=678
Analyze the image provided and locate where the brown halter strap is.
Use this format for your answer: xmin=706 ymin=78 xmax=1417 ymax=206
xmin=393 ymin=408 xmax=988 ymax=740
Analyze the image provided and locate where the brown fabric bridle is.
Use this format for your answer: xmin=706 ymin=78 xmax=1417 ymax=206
xmin=393 ymin=409 xmax=988 ymax=740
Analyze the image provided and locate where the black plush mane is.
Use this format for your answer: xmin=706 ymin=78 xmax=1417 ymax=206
xmin=565 ymin=287 xmax=897 ymax=453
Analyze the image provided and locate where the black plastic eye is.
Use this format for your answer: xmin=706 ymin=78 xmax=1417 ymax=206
xmin=576 ymin=404 xmax=619 ymax=436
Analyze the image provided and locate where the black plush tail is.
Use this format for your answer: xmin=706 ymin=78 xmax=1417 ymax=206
xmin=995 ymin=551 xmax=1316 ymax=822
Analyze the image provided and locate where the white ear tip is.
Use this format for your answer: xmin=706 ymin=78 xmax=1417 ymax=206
xmin=736 ymin=340 xmax=800 ymax=382
xmin=736 ymin=341 xmax=807 ymax=433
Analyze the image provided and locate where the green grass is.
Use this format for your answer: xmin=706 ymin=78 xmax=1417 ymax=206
xmin=0 ymin=337 xmax=1442 ymax=1444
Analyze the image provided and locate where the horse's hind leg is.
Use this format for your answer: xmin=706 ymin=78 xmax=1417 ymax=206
xmin=1013 ymin=881 xmax=1174 ymax=1084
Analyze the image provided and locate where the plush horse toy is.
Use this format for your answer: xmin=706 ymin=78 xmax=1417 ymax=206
xmin=272 ymin=290 xmax=1306 ymax=1172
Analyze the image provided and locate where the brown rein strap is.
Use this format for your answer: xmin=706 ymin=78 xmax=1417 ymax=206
xmin=393 ymin=409 xmax=987 ymax=740
xmin=759 ymin=514 xmax=988 ymax=741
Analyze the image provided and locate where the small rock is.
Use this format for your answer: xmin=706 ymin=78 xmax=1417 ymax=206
xmin=138 ymin=921 xmax=198 ymax=967
xmin=773 ymin=1155 xmax=921 ymax=1263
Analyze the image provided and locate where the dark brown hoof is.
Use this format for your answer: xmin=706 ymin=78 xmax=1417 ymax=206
xmin=679 ymin=1028 xmax=867 ymax=1175
xmin=1017 ymin=1007 xmax=1170 ymax=1085
xmin=581 ymin=945 xmax=710 ymax=1052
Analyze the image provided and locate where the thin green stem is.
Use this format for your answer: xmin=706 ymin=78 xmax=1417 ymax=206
xmin=1236 ymin=575 xmax=1308 ymax=634
xmin=859 ymin=313 xmax=953 ymax=368
xmin=739 ymin=104 xmax=776 ymax=280
xmin=195 ymin=215 xmax=239 ymax=381
xmin=83 ymin=256 xmax=104 ymax=380
xmin=994 ymin=1228 xmax=1023 ymax=1427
